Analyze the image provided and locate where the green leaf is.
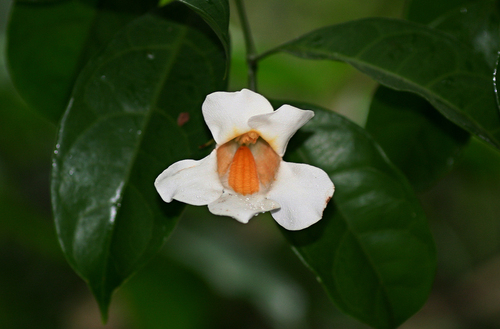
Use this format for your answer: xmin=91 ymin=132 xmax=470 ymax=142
xmin=51 ymin=4 xmax=226 ymax=319
xmin=161 ymin=0 xmax=230 ymax=65
xmin=495 ymin=52 xmax=500 ymax=111
xmin=405 ymin=0 xmax=470 ymax=24
xmin=15 ymin=0 xmax=62 ymax=3
xmin=158 ymin=0 xmax=175 ymax=6
xmin=278 ymin=101 xmax=436 ymax=329
xmin=366 ymin=86 xmax=469 ymax=192
xmin=122 ymin=255 xmax=218 ymax=329
xmin=7 ymin=0 xmax=97 ymax=123
xmin=364 ymin=1 xmax=497 ymax=192
xmin=7 ymin=0 xmax=158 ymax=123
xmin=430 ymin=1 xmax=500 ymax=68
xmin=272 ymin=18 xmax=500 ymax=151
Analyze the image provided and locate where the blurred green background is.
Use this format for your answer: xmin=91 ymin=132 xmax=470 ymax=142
xmin=2 ymin=0 xmax=500 ymax=328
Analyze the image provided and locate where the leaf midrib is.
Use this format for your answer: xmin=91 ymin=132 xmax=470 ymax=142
xmin=279 ymin=21 xmax=499 ymax=147
xmin=97 ymin=17 xmax=190 ymax=302
xmin=294 ymin=47 xmax=497 ymax=144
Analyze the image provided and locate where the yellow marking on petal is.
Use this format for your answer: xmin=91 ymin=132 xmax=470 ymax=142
xmin=257 ymin=134 xmax=279 ymax=154
xmin=228 ymin=145 xmax=260 ymax=195
xmin=267 ymin=139 xmax=279 ymax=154
xmin=227 ymin=128 xmax=244 ymax=144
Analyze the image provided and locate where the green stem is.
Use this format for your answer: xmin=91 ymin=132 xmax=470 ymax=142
xmin=235 ymin=0 xmax=258 ymax=91
xmin=254 ymin=46 xmax=280 ymax=62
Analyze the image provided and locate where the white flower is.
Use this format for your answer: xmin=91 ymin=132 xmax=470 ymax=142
xmin=155 ymin=89 xmax=334 ymax=230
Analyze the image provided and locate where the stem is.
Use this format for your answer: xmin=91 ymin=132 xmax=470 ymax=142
xmin=235 ymin=0 xmax=258 ymax=91
xmin=254 ymin=46 xmax=280 ymax=62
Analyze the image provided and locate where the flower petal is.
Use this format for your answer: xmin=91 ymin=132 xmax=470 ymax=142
xmin=248 ymin=104 xmax=314 ymax=156
xmin=154 ymin=150 xmax=223 ymax=206
xmin=202 ymin=89 xmax=274 ymax=145
xmin=208 ymin=191 xmax=280 ymax=223
xmin=267 ymin=161 xmax=334 ymax=230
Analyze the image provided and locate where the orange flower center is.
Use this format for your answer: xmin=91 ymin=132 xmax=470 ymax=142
xmin=217 ymin=132 xmax=281 ymax=196
xmin=228 ymin=145 xmax=260 ymax=195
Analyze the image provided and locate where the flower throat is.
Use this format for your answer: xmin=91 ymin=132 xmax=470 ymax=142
xmin=217 ymin=131 xmax=280 ymax=196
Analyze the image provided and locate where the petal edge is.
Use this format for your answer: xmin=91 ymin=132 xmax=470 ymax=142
xmin=268 ymin=161 xmax=334 ymax=230
xmin=154 ymin=150 xmax=223 ymax=206
xmin=249 ymin=104 xmax=314 ymax=156
xmin=202 ymin=89 xmax=274 ymax=145
xmin=208 ymin=191 xmax=280 ymax=223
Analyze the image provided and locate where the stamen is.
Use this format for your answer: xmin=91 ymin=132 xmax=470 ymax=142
xmin=235 ymin=131 xmax=259 ymax=145
xmin=228 ymin=145 xmax=260 ymax=195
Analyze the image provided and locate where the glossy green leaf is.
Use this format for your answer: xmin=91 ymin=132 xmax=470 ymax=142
xmin=7 ymin=0 xmax=158 ymax=123
xmin=16 ymin=0 xmax=62 ymax=3
xmin=406 ymin=0 xmax=470 ymax=24
xmin=51 ymin=4 xmax=226 ymax=319
xmin=430 ymin=1 xmax=500 ymax=68
xmin=278 ymin=101 xmax=436 ymax=329
xmin=495 ymin=52 xmax=500 ymax=111
xmin=366 ymin=86 xmax=469 ymax=192
xmin=272 ymin=18 xmax=500 ymax=151
xmin=160 ymin=0 xmax=230 ymax=64
xmin=7 ymin=0 xmax=97 ymax=123
xmin=364 ymin=1 xmax=496 ymax=192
